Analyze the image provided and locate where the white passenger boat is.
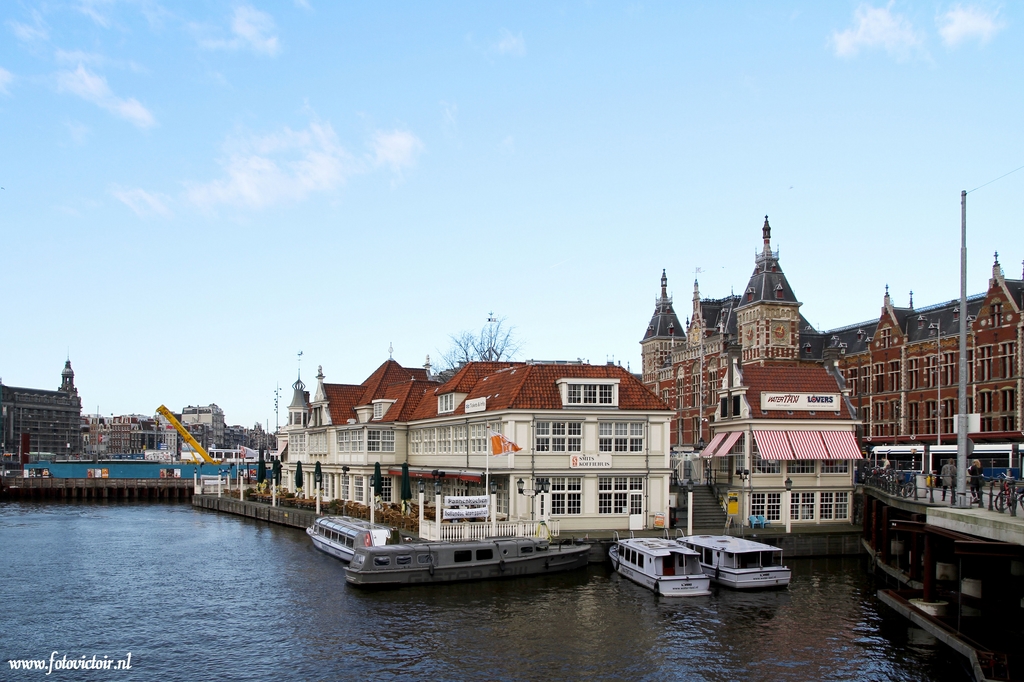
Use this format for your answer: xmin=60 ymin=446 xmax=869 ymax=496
xmin=307 ymin=516 xmax=392 ymax=563
xmin=677 ymin=535 xmax=791 ymax=589
xmin=608 ymin=536 xmax=710 ymax=597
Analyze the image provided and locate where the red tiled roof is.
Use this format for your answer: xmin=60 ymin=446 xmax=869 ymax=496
xmin=434 ymin=362 xmax=518 ymax=395
xmin=358 ymin=360 xmax=431 ymax=406
xmin=409 ymin=362 xmax=669 ymax=420
xmin=323 ymin=384 xmax=365 ymax=424
xmin=742 ymin=364 xmax=854 ymax=420
xmin=376 ymin=380 xmax=434 ymax=422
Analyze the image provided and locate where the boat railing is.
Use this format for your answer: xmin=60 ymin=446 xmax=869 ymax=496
xmin=418 ymin=518 xmax=560 ymax=542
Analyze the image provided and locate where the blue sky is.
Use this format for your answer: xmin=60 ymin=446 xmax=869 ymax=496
xmin=1 ymin=2 xmax=1020 ymax=428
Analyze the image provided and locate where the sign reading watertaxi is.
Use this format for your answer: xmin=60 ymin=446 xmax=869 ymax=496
xmin=760 ymin=392 xmax=842 ymax=412
xmin=570 ymin=453 xmax=612 ymax=468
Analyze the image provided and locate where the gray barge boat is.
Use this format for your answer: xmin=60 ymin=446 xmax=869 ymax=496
xmin=345 ymin=537 xmax=591 ymax=587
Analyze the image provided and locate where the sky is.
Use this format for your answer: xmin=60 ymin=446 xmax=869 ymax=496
xmin=1 ymin=1 xmax=1021 ymax=429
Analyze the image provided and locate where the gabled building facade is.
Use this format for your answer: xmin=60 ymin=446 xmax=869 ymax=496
xmin=280 ymin=358 xmax=675 ymax=532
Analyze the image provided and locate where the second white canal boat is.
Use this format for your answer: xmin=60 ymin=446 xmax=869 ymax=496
xmin=677 ymin=535 xmax=791 ymax=589
xmin=609 ymin=536 xmax=710 ymax=597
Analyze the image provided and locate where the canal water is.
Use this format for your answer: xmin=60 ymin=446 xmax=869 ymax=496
xmin=1 ymin=502 xmax=970 ymax=681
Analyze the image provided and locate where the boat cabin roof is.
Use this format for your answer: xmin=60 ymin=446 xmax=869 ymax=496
xmin=315 ymin=516 xmax=390 ymax=537
xmin=681 ymin=535 xmax=782 ymax=554
xmin=618 ymin=537 xmax=699 ymax=557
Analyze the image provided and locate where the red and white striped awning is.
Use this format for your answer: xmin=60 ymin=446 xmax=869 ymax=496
xmin=820 ymin=431 xmax=862 ymax=460
xmin=753 ymin=431 xmax=794 ymax=460
xmin=701 ymin=432 xmax=728 ymax=457
xmin=788 ymin=431 xmax=828 ymax=460
xmin=710 ymin=431 xmax=743 ymax=457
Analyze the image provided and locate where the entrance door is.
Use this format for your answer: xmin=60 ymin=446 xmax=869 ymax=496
xmin=663 ymin=555 xmax=675 ymax=576
xmin=628 ymin=492 xmax=643 ymax=530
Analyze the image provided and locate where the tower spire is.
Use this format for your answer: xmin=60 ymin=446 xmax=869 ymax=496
xmin=762 ymin=215 xmax=771 ymax=253
xmin=660 ymin=269 xmax=668 ymax=299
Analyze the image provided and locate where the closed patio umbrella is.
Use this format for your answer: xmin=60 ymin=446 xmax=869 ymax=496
xmin=373 ymin=461 xmax=383 ymax=501
xmin=400 ymin=462 xmax=412 ymax=514
xmin=295 ymin=461 xmax=304 ymax=491
xmin=257 ymin=449 xmax=266 ymax=485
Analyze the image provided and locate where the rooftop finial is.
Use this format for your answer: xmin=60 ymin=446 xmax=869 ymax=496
xmin=388 ymin=342 xmax=394 ymax=360
xmin=884 ymin=284 xmax=890 ymax=302
xmin=762 ymin=215 xmax=771 ymax=243
xmin=993 ymin=251 xmax=1004 ymax=279
xmin=909 ymin=290 xmax=914 ymax=308
xmin=660 ymin=269 xmax=667 ymax=298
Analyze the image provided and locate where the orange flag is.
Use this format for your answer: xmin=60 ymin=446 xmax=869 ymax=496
xmin=489 ymin=429 xmax=522 ymax=456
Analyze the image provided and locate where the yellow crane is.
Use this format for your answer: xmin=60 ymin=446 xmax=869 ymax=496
xmin=155 ymin=405 xmax=217 ymax=464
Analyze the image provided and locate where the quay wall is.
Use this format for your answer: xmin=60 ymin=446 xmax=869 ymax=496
xmin=193 ymin=495 xmax=862 ymax=560
xmin=1 ymin=475 xmax=194 ymax=501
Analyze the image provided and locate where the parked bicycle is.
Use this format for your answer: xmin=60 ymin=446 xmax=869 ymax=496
xmin=993 ymin=474 xmax=1024 ymax=514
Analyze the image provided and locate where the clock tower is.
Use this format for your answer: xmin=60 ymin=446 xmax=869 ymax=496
xmin=736 ymin=216 xmax=803 ymax=364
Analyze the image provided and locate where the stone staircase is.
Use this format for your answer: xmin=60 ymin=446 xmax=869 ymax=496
xmin=679 ymin=485 xmax=729 ymax=534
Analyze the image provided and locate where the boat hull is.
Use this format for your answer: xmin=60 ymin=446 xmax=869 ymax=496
xmin=307 ymin=527 xmax=356 ymax=563
xmin=704 ymin=565 xmax=792 ymax=589
xmin=346 ymin=544 xmax=591 ymax=587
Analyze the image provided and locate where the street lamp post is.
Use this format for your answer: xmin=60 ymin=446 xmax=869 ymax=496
xmin=785 ymin=477 xmax=793 ymax=534
xmin=418 ymin=479 xmax=425 ymax=534
xmin=516 ymin=477 xmax=550 ymax=522
xmin=432 ymin=470 xmax=446 ymax=539
xmin=686 ymin=478 xmax=694 ymax=536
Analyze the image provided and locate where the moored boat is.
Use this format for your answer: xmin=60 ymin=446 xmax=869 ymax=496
xmin=307 ymin=516 xmax=392 ymax=563
xmin=677 ymin=535 xmax=791 ymax=589
xmin=609 ymin=536 xmax=710 ymax=597
xmin=345 ymin=537 xmax=590 ymax=587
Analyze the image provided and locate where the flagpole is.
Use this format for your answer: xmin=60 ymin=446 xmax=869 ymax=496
xmin=486 ymin=432 xmax=492 ymax=536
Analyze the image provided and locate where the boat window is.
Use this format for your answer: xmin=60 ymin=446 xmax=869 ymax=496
xmin=373 ymin=556 xmax=391 ymax=566
xmin=345 ymin=537 xmax=354 ymax=548
xmin=454 ymin=550 xmax=473 ymax=563
xmin=739 ymin=553 xmax=759 ymax=569
xmin=352 ymin=554 xmax=364 ymax=567
xmin=763 ymin=551 xmax=781 ymax=567
xmin=476 ymin=549 xmax=494 ymax=561
xmin=396 ymin=555 xmax=412 ymax=565
xmin=685 ymin=556 xmax=702 ymax=574
xmin=521 ymin=546 xmax=533 ymax=555
xmin=417 ymin=555 xmax=432 ymax=565
xmin=536 ymin=545 xmax=547 ymax=552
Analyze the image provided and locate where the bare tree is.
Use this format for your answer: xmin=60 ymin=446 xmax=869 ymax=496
xmin=438 ymin=316 xmax=522 ymax=370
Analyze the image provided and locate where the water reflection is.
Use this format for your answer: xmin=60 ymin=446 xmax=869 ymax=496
xmin=0 ymin=502 xmax=970 ymax=681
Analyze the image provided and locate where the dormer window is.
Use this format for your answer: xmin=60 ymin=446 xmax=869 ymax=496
xmin=559 ymin=379 xmax=618 ymax=406
xmin=774 ymin=284 xmax=784 ymax=299
xmin=803 ymin=343 xmax=812 ymax=354
xmin=746 ymin=287 xmax=754 ymax=302
xmin=438 ymin=393 xmax=455 ymax=414
xmin=917 ymin=316 xmax=925 ymax=329
xmin=953 ymin=307 xmax=960 ymax=322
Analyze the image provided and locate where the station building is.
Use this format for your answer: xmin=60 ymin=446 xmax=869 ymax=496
xmin=278 ymin=358 xmax=674 ymax=533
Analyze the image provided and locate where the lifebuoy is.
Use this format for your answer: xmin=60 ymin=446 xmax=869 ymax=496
xmin=363 ymin=533 xmax=372 ymax=547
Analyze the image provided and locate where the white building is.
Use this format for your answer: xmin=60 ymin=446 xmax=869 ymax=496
xmin=280 ymin=358 xmax=674 ymax=533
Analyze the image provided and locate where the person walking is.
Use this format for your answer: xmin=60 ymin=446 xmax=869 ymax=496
xmin=940 ymin=458 xmax=956 ymax=502
xmin=969 ymin=459 xmax=984 ymax=507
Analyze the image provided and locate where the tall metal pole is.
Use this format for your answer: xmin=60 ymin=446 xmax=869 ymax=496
xmin=956 ymin=190 xmax=969 ymax=507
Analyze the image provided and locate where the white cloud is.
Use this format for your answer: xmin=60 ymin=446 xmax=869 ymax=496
xmin=56 ymin=65 xmax=156 ymax=128
xmin=492 ymin=28 xmax=526 ymax=56
xmin=76 ymin=0 xmax=112 ymax=28
xmin=7 ymin=11 xmax=49 ymax=42
xmin=186 ymin=122 xmax=423 ymax=209
xmin=186 ymin=121 xmax=352 ymax=208
xmin=938 ymin=5 xmax=1004 ymax=47
xmin=370 ymin=130 xmax=424 ymax=172
xmin=111 ymin=186 xmax=171 ymax=217
xmin=831 ymin=3 xmax=924 ymax=58
xmin=0 ymin=67 xmax=12 ymax=95
xmin=200 ymin=6 xmax=280 ymax=56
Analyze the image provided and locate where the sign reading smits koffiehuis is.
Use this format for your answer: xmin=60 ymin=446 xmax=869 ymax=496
xmin=760 ymin=392 xmax=842 ymax=412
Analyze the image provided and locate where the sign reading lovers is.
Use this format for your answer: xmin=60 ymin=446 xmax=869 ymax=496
xmin=760 ymin=392 xmax=842 ymax=412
